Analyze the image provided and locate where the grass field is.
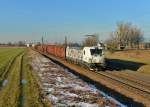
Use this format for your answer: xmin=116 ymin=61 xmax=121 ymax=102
xmin=0 ymin=47 xmax=50 ymax=107
xmin=0 ymin=48 xmax=24 ymax=85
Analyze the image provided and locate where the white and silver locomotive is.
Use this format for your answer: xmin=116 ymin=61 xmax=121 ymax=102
xmin=66 ymin=44 xmax=105 ymax=70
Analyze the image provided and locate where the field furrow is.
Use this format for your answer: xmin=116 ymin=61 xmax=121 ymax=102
xmin=0 ymin=54 xmax=23 ymax=106
xmin=0 ymin=48 xmax=50 ymax=107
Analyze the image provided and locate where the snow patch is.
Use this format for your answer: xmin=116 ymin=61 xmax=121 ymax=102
xmin=79 ymin=102 xmax=99 ymax=107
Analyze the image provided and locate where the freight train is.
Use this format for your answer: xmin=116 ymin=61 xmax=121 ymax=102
xmin=35 ymin=44 xmax=105 ymax=70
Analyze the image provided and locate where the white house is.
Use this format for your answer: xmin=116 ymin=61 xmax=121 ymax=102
xmin=26 ymin=44 xmax=30 ymax=47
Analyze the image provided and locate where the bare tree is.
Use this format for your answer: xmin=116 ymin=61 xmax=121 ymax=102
xmin=7 ymin=42 xmax=13 ymax=46
xmin=105 ymin=32 xmax=118 ymax=50
xmin=107 ymin=22 xmax=144 ymax=50
xmin=17 ymin=41 xmax=25 ymax=46
xmin=115 ymin=22 xmax=131 ymax=49
xmin=130 ymin=27 xmax=144 ymax=48
xmin=83 ymin=34 xmax=99 ymax=46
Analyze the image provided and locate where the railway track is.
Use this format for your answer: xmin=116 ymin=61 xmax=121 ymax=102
xmin=37 ymin=51 xmax=150 ymax=106
xmin=115 ymin=71 xmax=150 ymax=84
xmin=105 ymin=71 xmax=150 ymax=91
xmin=96 ymin=71 xmax=150 ymax=99
xmin=89 ymin=70 xmax=150 ymax=106
xmin=95 ymin=71 xmax=150 ymax=106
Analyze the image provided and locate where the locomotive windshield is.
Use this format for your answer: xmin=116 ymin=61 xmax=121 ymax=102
xmin=90 ymin=48 xmax=102 ymax=55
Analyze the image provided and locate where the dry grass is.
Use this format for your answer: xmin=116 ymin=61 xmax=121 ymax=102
xmin=106 ymin=50 xmax=150 ymax=74
xmin=137 ymin=65 xmax=150 ymax=74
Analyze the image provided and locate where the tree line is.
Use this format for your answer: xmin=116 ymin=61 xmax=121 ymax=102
xmin=39 ymin=21 xmax=145 ymax=50
xmin=78 ymin=22 xmax=144 ymax=50
xmin=0 ymin=41 xmax=26 ymax=46
xmin=106 ymin=22 xmax=144 ymax=50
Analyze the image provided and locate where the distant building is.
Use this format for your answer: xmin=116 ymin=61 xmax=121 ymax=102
xmin=32 ymin=44 xmax=35 ymax=47
xmin=26 ymin=44 xmax=30 ymax=47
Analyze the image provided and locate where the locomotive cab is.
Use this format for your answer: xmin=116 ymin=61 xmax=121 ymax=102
xmin=82 ymin=46 xmax=105 ymax=70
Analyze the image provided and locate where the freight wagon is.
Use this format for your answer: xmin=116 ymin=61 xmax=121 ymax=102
xmin=35 ymin=44 xmax=105 ymax=70
xmin=35 ymin=45 xmax=66 ymax=59
xmin=46 ymin=45 xmax=66 ymax=59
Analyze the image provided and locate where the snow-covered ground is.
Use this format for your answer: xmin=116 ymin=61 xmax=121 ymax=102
xmin=30 ymin=51 xmax=127 ymax=107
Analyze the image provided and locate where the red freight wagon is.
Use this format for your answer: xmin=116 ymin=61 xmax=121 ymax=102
xmin=47 ymin=45 xmax=66 ymax=59
xmin=43 ymin=45 xmax=47 ymax=53
xmin=55 ymin=46 xmax=66 ymax=58
xmin=47 ymin=45 xmax=55 ymax=55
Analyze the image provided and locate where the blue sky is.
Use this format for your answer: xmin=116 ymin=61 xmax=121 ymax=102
xmin=0 ymin=0 xmax=150 ymax=43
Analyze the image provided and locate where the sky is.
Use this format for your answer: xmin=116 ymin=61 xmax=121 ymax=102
xmin=0 ymin=0 xmax=150 ymax=43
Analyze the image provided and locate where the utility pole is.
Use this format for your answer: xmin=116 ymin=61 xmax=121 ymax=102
xmin=64 ymin=36 xmax=67 ymax=58
xmin=42 ymin=36 xmax=44 ymax=45
xmin=65 ymin=36 xmax=67 ymax=47
xmin=41 ymin=36 xmax=44 ymax=51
